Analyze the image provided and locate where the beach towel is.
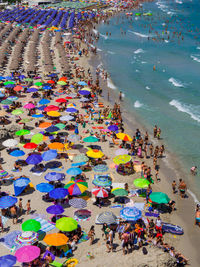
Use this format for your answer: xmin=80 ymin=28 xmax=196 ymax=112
xmin=33 ymin=216 xmax=55 ymax=232
xmin=0 ymin=230 xmax=22 ymax=251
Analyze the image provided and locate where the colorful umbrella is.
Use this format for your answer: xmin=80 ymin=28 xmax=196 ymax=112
xmin=45 ymin=172 xmax=65 ymax=181
xmin=134 ymin=178 xmax=150 ymax=188
xmin=83 ymin=136 xmax=99 ymax=143
xmin=23 ymin=143 xmax=38 ymax=149
xmin=57 ymin=81 xmax=67 ymax=85
xmin=67 ymin=134 xmax=80 ymax=142
xmin=42 ymin=150 xmax=57 ymax=161
xmin=113 ymin=154 xmax=131 ymax=165
xmin=73 ymin=154 xmax=89 ymax=163
xmin=0 ymin=170 xmax=8 ymax=177
xmin=36 ymin=183 xmax=54 ymax=193
xmin=15 ymin=129 xmax=30 ymax=136
xmin=116 ymin=133 xmax=132 ymax=142
xmin=45 ymin=125 xmax=60 ymax=133
xmin=56 ymin=217 xmax=78 ymax=232
xmin=1 ymin=99 xmax=12 ymax=105
xmin=111 ymin=188 xmax=128 ymax=196
xmin=0 ymin=255 xmax=16 ymax=266
xmin=120 ymin=207 xmax=142 ymax=221
xmin=55 ymin=123 xmax=66 ymax=130
xmin=46 ymin=204 xmax=64 ymax=215
xmin=92 ymin=175 xmax=112 ymax=187
xmin=39 ymin=122 xmax=52 ymax=128
xmin=24 ymin=103 xmax=35 ymax=109
xmin=93 ymin=165 xmax=109 ymax=173
xmin=60 ymin=115 xmax=74 ymax=121
xmin=34 ymin=82 xmax=43 ymax=86
xmin=92 ymin=187 xmax=108 ymax=198
xmin=149 ymin=192 xmax=170 ymax=204
xmin=15 ymin=231 xmax=38 ymax=245
xmin=44 ymin=105 xmax=59 ymax=112
xmin=66 ymin=167 xmax=82 ymax=176
xmin=0 ymin=196 xmax=17 ymax=208
xmin=43 ymin=233 xmax=69 ymax=246
xmin=108 ymin=125 xmax=118 ymax=132
xmin=49 ymin=188 xmax=69 ymax=199
xmin=39 ymin=99 xmax=50 ymax=105
xmin=96 ymin=211 xmax=117 ymax=225
xmin=12 ymin=109 xmax=24 ymax=115
xmin=86 ymin=149 xmax=104 ymax=159
xmin=22 ymin=219 xmax=41 ymax=232
xmin=55 ymin=98 xmax=67 ymax=103
xmin=69 ymin=198 xmax=87 ymax=209
xmin=74 ymin=209 xmax=91 ymax=221
xmin=15 ymin=245 xmax=40 ymax=263
xmin=64 ymin=180 xmax=88 ymax=195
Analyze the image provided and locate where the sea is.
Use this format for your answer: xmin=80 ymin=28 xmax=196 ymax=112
xmin=95 ymin=0 xmax=200 ymax=201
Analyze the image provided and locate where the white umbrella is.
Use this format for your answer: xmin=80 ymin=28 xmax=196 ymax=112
xmin=60 ymin=115 xmax=74 ymax=121
xmin=2 ymin=139 xmax=18 ymax=148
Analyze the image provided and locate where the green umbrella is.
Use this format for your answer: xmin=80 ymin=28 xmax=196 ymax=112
xmin=24 ymin=78 xmax=33 ymax=82
xmin=22 ymin=219 xmax=41 ymax=232
xmin=134 ymin=178 xmax=150 ymax=188
xmin=31 ymin=133 xmax=43 ymax=144
xmin=56 ymin=217 xmax=78 ymax=232
xmin=149 ymin=192 xmax=170 ymax=204
xmin=57 ymin=81 xmax=66 ymax=86
xmin=19 ymin=118 xmax=32 ymax=123
xmin=15 ymin=129 xmax=30 ymax=136
xmin=111 ymin=188 xmax=128 ymax=196
xmin=12 ymin=109 xmax=24 ymax=115
xmin=113 ymin=154 xmax=131 ymax=165
xmin=55 ymin=123 xmax=66 ymax=130
xmin=73 ymin=154 xmax=89 ymax=163
xmin=83 ymin=136 xmax=99 ymax=143
xmin=1 ymin=99 xmax=12 ymax=105
xmin=34 ymin=82 xmax=43 ymax=87
xmin=4 ymin=81 xmax=15 ymax=85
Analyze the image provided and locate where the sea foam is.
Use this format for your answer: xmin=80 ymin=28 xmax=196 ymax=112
xmin=191 ymin=55 xmax=200 ymax=63
xmin=107 ymin=78 xmax=117 ymax=90
xmin=134 ymin=100 xmax=143 ymax=108
xmin=169 ymin=77 xmax=184 ymax=87
xmin=134 ymin=48 xmax=145 ymax=54
xmin=128 ymin=30 xmax=149 ymax=38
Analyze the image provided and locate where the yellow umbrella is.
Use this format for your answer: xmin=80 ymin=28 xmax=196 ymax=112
xmin=86 ymin=149 xmax=104 ymax=159
xmin=43 ymin=233 xmax=69 ymax=246
xmin=113 ymin=154 xmax=132 ymax=165
xmin=116 ymin=133 xmax=132 ymax=142
xmin=82 ymin=87 xmax=91 ymax=91
xmin=47 ymin=111 xmax=61 ymax=117
xmin=48 ymin=142 xmax=64 ymax=151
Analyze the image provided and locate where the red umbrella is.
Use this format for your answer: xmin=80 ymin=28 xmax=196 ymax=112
xmin=92 ymin=187 xmax=108 ymax=198
xmin=24 ymin=143 xmax=38 ymax=149
xmin=55 ymin=98 xmax=67 ymax=103
xmin=44 ymin=105 xmax=59 ymax=112
xmin=47 ymin=80 xmax=55 ymax=84
xmin=65 ymin=96 xmax=72 ymax=100
xmin=14 ymin=85 xmax=23 ymax=92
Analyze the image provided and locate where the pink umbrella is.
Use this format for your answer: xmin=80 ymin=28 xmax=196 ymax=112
xmin=115 ymin=149 xmax=129 ymax=156
xmin=92 ymin=187 xmax=108 ymax=198
xmin=15 ymin=245 xmax=40 ymax=263
xmin=24 ymin=103 xmax=35 ymax=109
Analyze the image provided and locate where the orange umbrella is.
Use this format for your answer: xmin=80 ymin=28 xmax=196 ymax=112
xmin=58 ymin=77 xmax=67 ymax=82
xmin=47 ymin=80 xmax=55 ymax=84
xmin=48 ymin=142 xmax=64 ymax=150
xmin=39 ymin=122 xmax=52 ymax=128
xmin=14 ymin=85 xmax=23 ymax=92
xmin=43 ymin=233 xmax=68 ymax=246
xmin=47 ymin=111 xmax=61 ymax=117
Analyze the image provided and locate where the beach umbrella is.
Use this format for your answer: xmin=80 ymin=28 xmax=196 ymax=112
xmin=120 ymin=207 xmax=142 ymax=221
xmin=46 ymin=204 xmax=64 ymax=215
xmin=93 ymin=165 xmax=109 ymax=173
xmin=113 ymin=154 xmax=131 ymax=165
xmin=56 ymin=217 xmax=78 ymax=232
xmin=4 ymin=81 xmax=15 ymax=85
xmin=10 ymin=150 xmax=25 ymax=157
xmin=43 ymin=85 xmax=52 ymax=90
xmin=134 ymin=178 xmax=150 ymax=188
xmin=22 ymin=219 xmax=41 ymax=232
xmin=83 ymin=136 xmax=99 ymax=143
xmin=7 ymin=96 xmax=18 ymax=102
xmin=55 ymin=123 xmax=65 ymax=129
xmin=27 ymin=88 xmax=38 ymax=93
xmin=96 ymin=211 xmax=117 ymax=225
xmin=43 ymin=233 xmax=68 ymax=246
xmin=71 ymin=162 xmax=86 ymax=167
xmin=24 ymin=78 xmax=33 ymax=82
xmin=73 ymin=154 xmax=89 ymax=163
xmin=55 ymin=98 xmax=67 ymax=103
xmin=67 ymin=134 xmax=80 ymax=142
xmin=32 ymin=114 xmax=44 ymax=118
xmin=13 ymin=85 xmax=23 ymax=92
xmin=23 ymin=143 xmax=38 ymax=149
xmin=111 ymin=188 xmax=128 ymax=196
xmin=19 ymin=118 xmax=32 ymax=123
xmin=39 ymin=99 xmax=50 ymax=105
xmin=44 ymin=105 xmax=59 ymax=112
xmin=69 ymin=198 xmax=87 ymax=209
xmin=92 ymin=175 xmax=112 ymax=187
xmin=15 ymin=129 xmax=30 ymax=136
xmin=15 ymin=245 xmax=40 ymax=263
xmin=116 ymin=133 xmax=132 ymax=142
xmin=24 ymin=103 xmax=35 ymax=109
xmin=86 ymin=149 xmax=104 ymax=159
xmin=49 ymin=188 xmax=68 ymax=199
xmin=78 ymin=81 xmax=87 ymax=86
xmin=66 ymin=108 xmax=77 ymax=113
xmin=0 ymin=255 xmax=16 ymax=267
xmin=11 ymin=109 xmax=24 ymax=115
xmin=45 ymin=172 xmax=65 ymax=181
xmin=0 ymin=196 xmax=17 ymax=209
xmin=34 ymin=82 xmax=43 ymax=86
xmin=14 ymin=177 xmax=30 ymax=196
xmin=3 ymin=139 xmax=18 ymax=148
xmin=31 ymin=133 xmax=44 ymax=144
xmin=78 ymin=90 xmax=90 ymax=96
xmin=47 ymin=80 xmax=55 ymax=84
xmin=64 ymin=180 xmax=88 ymax=195
xmin=92 ymin=187 xmax=108 ymax=198
xmin=66 ymin=167 xmax=82 ymax=176
xmin=48 ymin=142 xmax=64 ymax=150
xmin=0 ymin=170 xmax=8 ymax=178
xmin=39 ymin=122 xmax=52 ymax=129
xmin=60 ymin=115 xmax=74 ymax=121
xmin=115 ymin=148 xmax=129 ymax=156
xmin=42 ymin=150 xmax=57 ymax=161
xmin=74 ymin=209 xmax=91 ymax=221
xmin=1 ymin=99 xmax=12 ymax=105
xmin=47 ymin=111 xmax=61 ymax=117
xmin=108 ymin=125 xmax=118 ymax=132
xmin=149 ymin=192 xmax=170 ymax=204
xmin=15 ymin=231 xmax=38 ymax=246
xmin=36 ymin=183 xmax=54 ymax=193
xmin=57 ymin=81 xmax=66 ymax=85
xmin=45 ymin=125 xmax=60 ymax=133
xmin=26 ymin=154 xmax=42 ymax=165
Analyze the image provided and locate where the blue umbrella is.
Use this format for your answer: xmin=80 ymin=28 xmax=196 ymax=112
xmin=46 ymin=204 xmax=64 ymax=214
xmin=108 ymin=125 xmax=118 ymax=132
xmin=49 ymin=188 xmax=68 ymax=199
xmin=120 ymin=207 xmax=142 ymax=221
xmin=45 ymin=126 xmax=60 ymax=132
xmin=78 ymin=90 xmax=90 ymax=95
xmin=45 ymin=161 xmax=62 ymax=169
xmin=26 ymin=154 xmax=43 ymax=165
xmin=27 ymin=88 xmax=38 ymax=93
xmin=39 ymin=99 xmax=50 ymax=105
xmin=78 ymin=81 xmax=87 ymax=86
xmin=0 ymin=255 xmax=17 ymax=267
xmin=32 ymin=114 xmax=44 ymax=118
xmin=45 ymin=172 xmax=65 ymax=181
xmin=37 ymin=105 xmax=46 ymax=111
xmin=42 ymin=150 xmax=57 ymax=161
xmin=36 ymin=183 xmax=54 ymax=193
xmin=66 ymin=108 xmax=77 ymax=113
xmin=43 ymin=85 xmax=52 ymax=90
xmin=5 ymin=84 xmax=14 ymax=88
xmin=14 ymin=177 xmax=30 ymax=196
xmin=93 ymin=165 xmax=109 ymax=173
xmin=92 ymin=175 xmax=112 ymax=187
xmin=71 ymin=162 xmax=86 ymax=167
xmin=0 ymin=93 xmax=5 ymax=98
xmin=10 ymin=150 xmax=25 ymax=157
xmin=0 ymin=196 xmax=17 ymax=208
xmin=66 ymin=167 xmax=82 ymax=176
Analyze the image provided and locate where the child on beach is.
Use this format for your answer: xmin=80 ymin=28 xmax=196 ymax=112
xmin=18 ymin=198 xmax=23 ymax=215
xmin=172 ymin=181 xmax=176 ymax=194
xmin=26 ymin=200 xmax=31 ymax=215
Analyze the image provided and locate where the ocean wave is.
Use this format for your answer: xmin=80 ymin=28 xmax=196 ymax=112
xmin=175 ymin=0 xmax=182 ymax=3
xmin=187 ymin=189 xmax=200 ymax=204
xmin=128 ymin=30 xmax=149 ymax=38
xmin=169 ymin=100 xmax=200 ymax=123
xmin=134 ymin=100 xmax=143 ymax=108
xmin=191 ymin=55 xmax=200 ymax=63
xmin=145 ymin=86 xmax=151 ymax=90
xmin=168 ymin=77 xmax=184 ymax=87
xmin=100 ymin=33 xmax=108 ymax=40
xmin=134 ymin=48 xmax=145 ymax=54
xmin=197 ymin=47 xmax=200 ymax=50
xmin=92 ymin=29 xmax=98 ymax=35
xmin=107 ymin=78 xmax=117 ymax=90
xmin=107 ymin=51 xmax=115 ymax=55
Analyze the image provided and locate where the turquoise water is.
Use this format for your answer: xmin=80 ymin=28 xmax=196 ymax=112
xmin=96 ymin=0 xmax=200 ymax=199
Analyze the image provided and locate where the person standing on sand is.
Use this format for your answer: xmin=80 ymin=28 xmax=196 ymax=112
xmin=88 ymin=225 xmax=95 ymax=245
xmin=0 ymin=215 xmax=4 ymax=232
xmin=178 ymin=179 xmax=187 ymax=198
xmin=195 ymin=206 xmax=200 ymax=227
xmin=119 ymin=91 xmax=122 ymax=101
xmin=172 ymin=180 xmax=176 ymax=194
xmin=153 ymin=125 xmax=157 ymax=138
xmin=106 ymin=228 xmax=114 ymax=253
xmin=10 ymin=205 xmax=17 ymax=224
xmin=26 ymin=200 xmax=31 ymax=215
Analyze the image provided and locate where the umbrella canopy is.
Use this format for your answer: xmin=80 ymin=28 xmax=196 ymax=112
xmin=42 ymin=150 xmax=57 ymax=161
xmin=43 ymin=233 xmax=69 ymax=246
xmin=56 ymin=217 xmax=78 ymax=232
xmin=96 ymin=211 xmax=117 ymax=225
xmin=15 ymin=129 xmax=30 ymax=136
xmin=60 ymin=115 xmax=74 ymax=121
xmin=55 ymin=98 xmax=67 ymax=103
xmin=45 ymin=125 xmax=60 ymax=133
xmin=120 ymin=207 xmax=142 ymax=221
xmin=2 ymin=139 xmax=18 ymax=148
xmin=49 ymin=188 xmax=68 ymax=199
xmin=67 ymin=134 xmax=80 ymax=142
xmin=64 ymin=180 xmax=88 ymax=195
xmin=0 ymin=196 xmax=17 ymax=209
xmin=45 ymin=172 xmax=65 ymax=181
xmin=26 ymin=154 xmax=42 ymax=165
xmin=108 ymin=125 xmax=118 ymax=132
xmin=115 ymin=148 xmax=129 ymax=156
xmin=111 ymin=188 xmax=128 ymax=196
xmin=69 ymin=198 xmax=87 ymax=209
xmin=24 ymin=103 xmax=35 ymax=109
xmin=15 ymin=231 xmax=38 ymax=246
xmin=39 ymin=122 xmax=52 ymax=128
xmin=116 ymin=133 xmax=132 ymax=142
xmin=46 ymin=204 xmax=64 ymax=215
xmin=66 ymin=167 xmax=82 ymax=176
xmin=0 ymin=170 xmax=8 ymax=177
xmin=0 ymin=255 xmax=16 ymax=267
xmin=92 ymin=187 xmax=108 ymax=198
xmin=48 ymin=142 xmax=64 ymax=151
xmin=93 ymin=165 xmax=109 ymax=173
xmin=149 ymin=192 xmax=170 ymax=204
xmin=15 ymin=245 xmax=40 ymax=263
xmin=36 ymin=183 xmax=54 ymax=193
xmin=86 ymin=149 xmax=104 ymax=159
xmin=55 ymin=123 xmax=66 ymax=130
xmin=10 ymin=150 xmax=25 ymax=157
xmin=66 ymin=108 xmax=77 ymax=113
xmin=74 ymin=209 xmax=91 ymax=221
xmin=47 ymin=111 xmax=60 ymax=117
xmin=23 ymin=143 xmax=38 ymax=149
xmin=73 ymin=154 xmax=89 ymax=163
xmin=14 ymin=177 xmax=30 ymax=196
xmin=22 ymin=219 xmax=41 ymax=232
xmin=113 ymin=154 xmax=131 ymax=165
xmin=39 ymin=99 xmax=50 ymax=105
xmin=31 ymin=133 xmax=44 ymax=144
xmin=57 ymin=81 xmax=66 ymax=85
xmin=92 ymin=175 xmax=112 ymax=187
xmin=83 ymin=136 xmax=99 ymax=143
xmin=134 ymin=178 xmax=150 ymax=188
xmin=12 ymin=109 xmax=24 ymax=115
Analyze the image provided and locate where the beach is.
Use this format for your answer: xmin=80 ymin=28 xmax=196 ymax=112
xmin=0 ymin=2 xmax=199 ymax=267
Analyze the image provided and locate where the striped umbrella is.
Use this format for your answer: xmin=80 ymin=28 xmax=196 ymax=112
xmin=93 ymin=165 xmax=109 ymax=173
xmin=92 ymin=175 xmax=112 ymax=187
xmin=69 ymin=198 xmax=87 ymax=209
xmin=73 ymin=154 xmax=89 ymax=163
xmin=92 ymin=187 xmax=108 ymax=198
xmin=64 ymin=180 xmax=88 ymax=195
xmin=0 ymin=196 xmax=17 ymax=208
xmin=120 ymin=207 xmax=142 ymax=221
xmin=96 ymin=211 xmax=117 ymax=225
xmin=0 ymin=170 xmax=8 ymax=177
xmin=15 ymin=231 xmax=38 ymax=245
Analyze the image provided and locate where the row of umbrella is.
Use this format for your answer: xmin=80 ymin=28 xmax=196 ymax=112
xmin=26 ymin=29 xmax=40 ymax=73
